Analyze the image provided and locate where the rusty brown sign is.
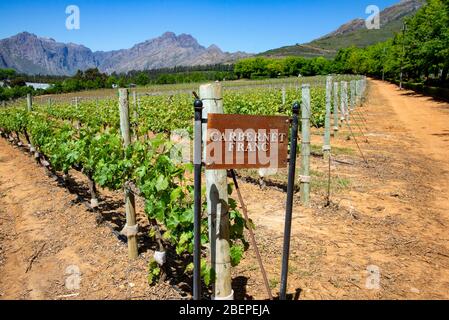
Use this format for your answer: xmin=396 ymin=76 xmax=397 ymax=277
xmin=206 ymin=114 xmax=290 ymax=170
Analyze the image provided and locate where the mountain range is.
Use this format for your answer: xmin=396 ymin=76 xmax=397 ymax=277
xmin=0 ymin=0 xmax=424 ymax=76
xmin=261 ymin=0 xmax=424 ymax=58
xmin=0 ymin=32 xmax=249 ymax=76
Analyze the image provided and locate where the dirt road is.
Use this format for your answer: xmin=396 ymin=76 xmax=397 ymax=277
xmin=0 ymin=139 xmax=182 ymax=300
xmin=233 ymin=79 xmax=449 ymax=299
xmin=1 ymin=79 xmax=449 ymax=300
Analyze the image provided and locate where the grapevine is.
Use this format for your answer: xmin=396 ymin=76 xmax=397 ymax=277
xmin=0 ymin=75 xmax=361 ymax=288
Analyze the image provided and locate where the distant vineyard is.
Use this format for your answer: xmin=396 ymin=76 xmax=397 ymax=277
xmin=0 ymin=75 xmax=362 ymax=285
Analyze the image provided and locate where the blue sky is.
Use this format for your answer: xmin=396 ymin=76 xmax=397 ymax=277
xmin=0 ymin=0 xmax=398 ymax=53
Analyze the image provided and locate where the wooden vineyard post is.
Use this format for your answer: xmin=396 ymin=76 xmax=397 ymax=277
xmin=346 ymin=81 xmax=352 ymax=121
xmin=300 ymin=84 xmax=311 ymax=207
xmin=200 ymin=82 xmax=233 ymax=300
xmin=355 ymin=80 xmax=362 ymax=107
xmin=341 ymin=81 xmax=348 ymax=123
xmin=137 ymin=94 xmax=141 ymax=113
xmin=333 ymin=82 xmax=339 ymax=137
xmin=362 ymin=77 xmax=366 ymax=103
xmin=26 ymin=93 xmax=33 ymax=112
xmin=361 ymin=78 xmax=367 ymax=105
xmin=350 ymin=80 xmax=356 ymax=112
xmin=74 ymin=97 xmax=81 ymax=133
xmin=118 ymin=88 xmax=139 ymax=260
xmin=362 ymin=77 xmax=366 ymax=100
xmin=323 ymin=76 xmax=332 ymax=161
xmin=282 ymin=86 xmax=286 ymax=106
xmin=361 ymin=79 xmax=365 ymax=103
xmin=26 ymin=94 xmax=36 ymax=157
xmin=132 ymin=91 xmax=139 ymax=140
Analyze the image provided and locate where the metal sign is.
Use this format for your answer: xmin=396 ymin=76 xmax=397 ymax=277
xmin=193 ymin=96 xmax=300 ymax=301
xmin=206 ymin=114 xmax=290 ymax=170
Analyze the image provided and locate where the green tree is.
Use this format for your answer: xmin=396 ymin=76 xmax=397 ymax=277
xmin=0 ymin=69 xmax=16 ymax=80
xmin=10 ymin=77 xmax=27 ymax=88
xmin=404 ymin=0 xmax=449 ymax=82
xmin=135 ymin=72 xmax=151 ymax=86
xmin=106 ymin=75 xmax=118 ymax=88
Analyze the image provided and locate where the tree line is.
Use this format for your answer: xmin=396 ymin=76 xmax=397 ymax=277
xmin=0 ymin=65 xmax=237 ymax=101
xmin=235 ymin=0 xmax=449 ymax=87
xmin=1 ymin=0 xmax=447 ymax=102
xmin=335 ymin=0 xmax=448 ymax=87
xmin=234 ymin=56 xmax=333 ymax=79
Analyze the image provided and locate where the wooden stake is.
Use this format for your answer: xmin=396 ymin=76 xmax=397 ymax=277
xmin=350 ymin=80 xmax=356 ymax=112
xmin=282 ymin=86 xmax=286 ymax=106
xmin=326 ymin=153 xmax=332 ymax=207
xmin=74 ymin=97 xmax=81 ymax=133
xmin=200 ymin=83 xmax=232 ymax=300
xmin=132 ymin=91 xmax=139 ymax=140
xmin=300 ymin=84 xmax=311 ymax=207
xmin=341 ymin=81 xmax=349 ymax=123
xmin=119 ymin=88 xmax=138 ymax=260
xmin=230 ymin=170 xmax=273 ymax=300
xmin=26 ymin=93 xmax=32 ymax=112
xmin=333 ymin=82 xmax=339 ymax=137
xmin=323 ymin=76 xmax=332 ymax=161
xmin=25 ymin=94 xmax=35 ymax=154
xmin=356 ymin=80 xmax=361 ymax=107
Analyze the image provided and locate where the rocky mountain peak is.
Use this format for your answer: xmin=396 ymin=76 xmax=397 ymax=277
xmin=207 ymin=44 xmax=223 ymax=53
xmin=0 ymin=31 xmax=249 ymax=75
xmin=321 ymin=0 xmax=424 ymax=39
